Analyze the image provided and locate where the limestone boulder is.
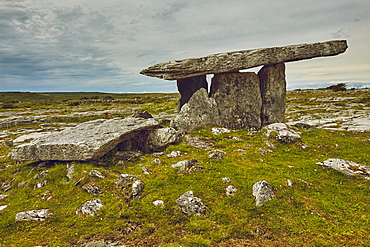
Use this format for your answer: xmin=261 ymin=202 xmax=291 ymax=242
xmin=264 ymin=123 xmax=301 ymax=144
xmin=76 ymin=199 xmax=103 ymax=216
xmin=140 ymin=40 xmax=347 ymax=80
xmin=15 ymin=209 xmax=53 ymax=221
xmin=210 ymin=72 xmax=262 ymax=130
xmin=316 ymin=159 xmax=370 ymax=179
xmin=10 ymin=117 xmax=160 ymax=161
xmin=170 ymin=88 xmax=220 ymax=133
xmin=147 ymin=127 xmax=182 ymax=151
xmin=252 ymin=180 xmax=274 ymax=207
xmin=176 ymin=191 xmax=206 ymax=216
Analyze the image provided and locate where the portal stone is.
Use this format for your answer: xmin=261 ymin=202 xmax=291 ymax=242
xmin=177 ymin=75 xmax=208 ymax=111
xmin=258 ymin=63 xmax=286 ymax=126
xmin=210 ymin=72 xmax=262 ymax=130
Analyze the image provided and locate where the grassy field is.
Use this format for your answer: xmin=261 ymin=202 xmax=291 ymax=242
xmin=0 ymin=90 xmax=369 ymax=246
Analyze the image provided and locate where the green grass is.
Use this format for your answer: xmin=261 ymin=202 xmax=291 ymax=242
xmin=0 ymin=90 xmax=369 ymax=246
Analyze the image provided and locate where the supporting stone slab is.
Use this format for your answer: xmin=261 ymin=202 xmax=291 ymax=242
xmin=258 ymin=63 xmax=286 ymax=126
xmin=210 ymin=72 xmax=262 ymax=130
xmin=177 ymin=75 xmax=208 ymax=111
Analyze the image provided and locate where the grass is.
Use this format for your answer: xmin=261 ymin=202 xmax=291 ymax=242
xmin=0 ymin=90 xmax=369 ymax=246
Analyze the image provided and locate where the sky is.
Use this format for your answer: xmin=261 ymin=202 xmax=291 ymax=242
xmin=0 ymin=0 xmax=369 ymax=93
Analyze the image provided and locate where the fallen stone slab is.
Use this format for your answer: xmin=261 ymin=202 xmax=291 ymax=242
xmin=10 ymin=117 xmax=160 ymax=161
xmin=140 ymin=40 xmax=347 ymax=80
xmin=316 ymin=158 xmax=370 ymax=179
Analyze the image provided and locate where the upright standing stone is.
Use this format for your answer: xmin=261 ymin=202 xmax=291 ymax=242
xmin=210 ymin=72 xmax=262 ymax=130
xmin=258 ymin=63 xmax=286 ymax=126
xmin=177 ymin=75 xmax=208 ymax=111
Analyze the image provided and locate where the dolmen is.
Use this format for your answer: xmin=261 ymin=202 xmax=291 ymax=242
xmin=141 ymin=40 xmax=348 ymax=132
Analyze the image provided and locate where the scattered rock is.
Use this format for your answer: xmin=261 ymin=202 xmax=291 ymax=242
xmin=82 ymin=184 xmax=103 ymax=195
xmin=264 ymin=123 xmax=301 ymax=144
xmin=89 ymin=170 xmax=105 ymax=179
xmin=115 ymin=174 xmax=144 ymax=199
xmin=132 ymin=180 xmax=145 ymax=197
xmin=153 ymin=200 xmax=164 ymax=207
xmin=34 ymin=170 xmax=49 ymax=180
xmin=316 ymin=158 xmax=370 ymax=179
xmin=0 ymin=195 xmax=8 ymax=200
xmin=0 ymin=205 xmax=8 ymax=211
xmin=185 ymin=135 xmax=214 ymax=150
xmin=258 ymin=147 xmax=274 ymax=155
xmin=66 ymin=163 xmax=75 ymax=180
xmin=171 ymin=159 xmax=204 ymax=174
xmin=211 ymin=127 xmax=231 ymax=135
xmin=131 ymin=111 xmax=153 ymax=119
xmin=209 ymin=151 xmax=224 ymax=160
xmin=115 ymin=174 xmax=140 ymax=186
xmin=222 ymin=177 xmax=231 ymax=183
xmin=226 ymin=185 xmax=237 ymax=196
xmin=18 ymin=181 xmax=28 ymax=187
xmin=34 ymin=180 xmax=47 ymax=189
xmin=141 ymin=166 xmax=152 ymax=175
xmin=176 ymin=191 xmax=206 ymax=216
xmin=287 ymin=179 xmax=293 ymax=187
xmin=151 ymin=158 xmax=161 ymax=164
xmin=2 ymin=178 xmax=14 ymax=192
xmin=15 ymin=209 xmax=53 ymax=221
xmin=167 ymin=151 xmax=185 ymax=157
xmin=76 ymin=199 xmax=103 ymax=216
xmin=252 ymin=180 xmax=274 ymax=207
xmin=147 ymin=127 xmax=182 ymax=151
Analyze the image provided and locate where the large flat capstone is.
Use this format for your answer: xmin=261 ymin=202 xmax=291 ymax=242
xmin=140 ymin=40 xmax=347 ymax=80
xmin=11 ymin=117 xmax=160 ymax=161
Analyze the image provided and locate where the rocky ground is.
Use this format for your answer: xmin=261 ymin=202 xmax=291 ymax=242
xmin=0 ymin=89 xmax=369 ymax=246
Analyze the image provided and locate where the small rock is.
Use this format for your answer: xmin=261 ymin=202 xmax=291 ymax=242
xmin=185 ymin=135 xmax=214 ymax=149
xmin=176 ymin=191 xmax=206 ymax=216
xmin=89 ymin=170 xmax=105 ymax=179
xmin=34 ymin=171 xmax=49 ymax=180
xmin=82 ymin=184 xmax=103 ymax=195
xmin=18 ymin=181 xmax=28 ymax=188
xmin=0 ymin=195 xmax=8 ymax=200
xmin=209 ymin=151 xmax=224 ymax=160
xmin=76 ymin=199 xmax=103 ymax=216
xmin=287 ymin=179 xmax=293 ymax=187
xmin=211 ymin=127 xmax=231 ymax=135
xmin=115 ymin=174 xmax=140 ymax=186
xmin=173 ymin=159 xmax=204 ymax=174
xmin=16 ymin=209 xmax=53 ymax=221
xmin=222 ymin=177 xmax=231 ymax=183
xmin=167 ymin=150 xmax=184 ymax=157
xmin=316 ymin=158 xmax=370 ymax=179
xmin=66 ymin=163 xmax=75 ymax=180
xmin=171 ymin=159 xmax=198 ymax=168
xmin=152 ymin=158 xmax=161 ymax=164
xmin=264 ymin=123 xmax=301 ymax=144
xmin=258 ymin=148 xmax=273 ymax=155
xmin=142 ymin=166 xmax=152 ymax=175
xmin=226 ymin=185 xmax=237 ymax=196
xmin=0 ymin=205 xmax=8 ymax=211
xmin=34 ymin=180 xmax=47 ymax=189
xmin=132 ymin=111 xmax=153 ymax=119
xmin=153 ymin=200 xmax=164 ymax=207
xmin=252 ymin=180 xmax=274 ymax=207
xmin=2 ymin=178 xmax=15 ymax=192
xmin=132 ymin=180 xmax=145 ymax=197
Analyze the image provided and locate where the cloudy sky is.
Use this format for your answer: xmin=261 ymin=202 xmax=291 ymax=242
xmin=1 ymin=0 xmax=369 ymax=92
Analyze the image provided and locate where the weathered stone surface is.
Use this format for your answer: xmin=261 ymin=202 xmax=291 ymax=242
xmin=153 ymin=200 xmax=164 ymax=207
xmin=15 ymin=209 xmax=53 ymax=221
xmin=76 ymin=199 xmax=103 ymax=216
xmin=11 ymin=117 xmax=160 ymax=161
xmin=210 ymin=72 xmax=262 ymax=130
xmin=115 ymin=174 xmax=144 ymax=199
xmin=140 ymin=40 xmax=347 ymax=80
xmin=176 ymin=191 xmax=206 ymax=216
xmin=252 ymin=180 xmax=274 ymax=207
xmin=171 ymin=88 xmax=220 ymax=133
xmin=264 ymin=123 xmax=301 ymax=144
xmin=147 ymin=127 xmax=182 ymax=151
xmin=89 ymin=170 xmax=105 ymax=179
xmin=131 ymin=110 xmax=153 ymax=119
xmin=226 ymin=185 xmax=237 ymax=196
xmin=177 ymin=75 xmax=208 ymax=111
xmin=82 ymin=184 xmax=103 ymax=195
xmin=258 ymin=63 xmax=286 ymax=126
xmin=184 ymin=135 xmax=214 ymax=149
xmin=66 ymin=163 xmax=75 ymax=180
xmin=316 ymin=159 xmax=370 ymax=179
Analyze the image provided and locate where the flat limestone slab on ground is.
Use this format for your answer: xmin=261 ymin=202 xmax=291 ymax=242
xmin=11 ymin=117 xmax=160 ymax=161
